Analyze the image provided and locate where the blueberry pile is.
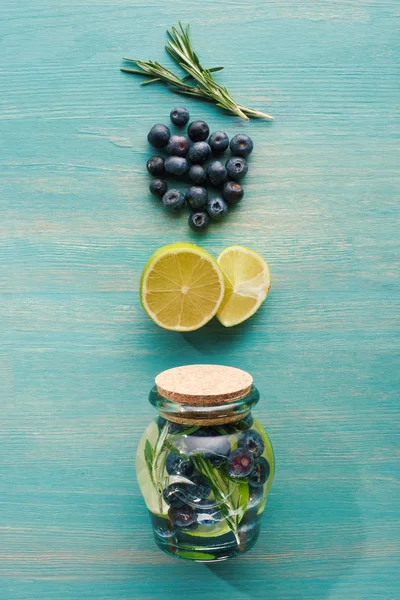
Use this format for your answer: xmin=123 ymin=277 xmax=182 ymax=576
xmin=159 ymin=421 xmax=270 ymax=532
xmin=146 ymin=107 xmax=254 ymax=232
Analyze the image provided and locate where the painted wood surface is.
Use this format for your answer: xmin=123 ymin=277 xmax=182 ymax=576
xmin=1 ymin=1 xmax=399 ymax=598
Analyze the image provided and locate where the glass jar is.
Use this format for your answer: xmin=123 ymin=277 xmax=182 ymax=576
xmin=136 ymin=365 xmax=274 ymax=562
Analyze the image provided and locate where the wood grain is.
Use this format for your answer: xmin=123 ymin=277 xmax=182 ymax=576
xmin=0 ymin=1 xmax=399 ymax=599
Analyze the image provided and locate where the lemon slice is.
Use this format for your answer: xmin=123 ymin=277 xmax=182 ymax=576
xmin=140 ymin=243 xmax=225 ymax=332
xmin=216 ymin=246 xmax=271 ymax=327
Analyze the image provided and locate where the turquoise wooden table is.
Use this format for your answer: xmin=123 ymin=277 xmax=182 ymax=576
xmin=1 ymin=1 xmax=399 ymax=598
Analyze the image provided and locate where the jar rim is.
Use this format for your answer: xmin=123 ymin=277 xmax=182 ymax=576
xmin=148 ymin=384 xmax=260 ymax=426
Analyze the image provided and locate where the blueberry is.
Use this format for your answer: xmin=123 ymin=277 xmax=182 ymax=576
xmin=166 ymin=135 xmax=190 ymax=157
xmin=164 ymin=156 xmax=190 ymax=176
xmin=248 ymin=457 xmax=270 ymax=486
xmin=189 ymin=164 xmax=207 ymax=185
xmin=168 ymin=421 xmax=184 ymax=434
xmin=247 ymin=483 xmax=264 ymax=508
xmin=165 ymin=452 xmax=194 ymax=477
xmin=206 ymin=197 xmax=228 ymax=221
xmin=230 ymin=133 xmax=254 ymax=157
xmin=238 ymin=429 xmax=265 ymax=458
xmin=208 ymin=131 xmax=229 ymax=154
xmin=225 ymin=157 xmax=248 ymax=180
xmin=169 ymin=506 xmax=195 ymax=528
xmin=227 ymin=449 xmax=254 ymax=478
xmin=146 ymin=156 xmax=165 ymax=176
xmin=222 ymin=181 xmax=244 ymax=205
xmin=185 ymin=186 xmax=208 ymax=210
xmin=163 ymin=483 xmax=188 ymax=508
xmin=188 ymin=211 xmax=210 ymax=232
xmin=188 ymin=141 xmax=211 ymax=164
xmin=195 ymin=501 xmax=223 ymax=526
xmin=162 ymin=189 xmax=185 ymax=212
xmin=188 ymin=120 xmax=210 ymax=142
xmin=238 ymin=508 xmax=259 ymax=535
xmin=185 ymin=428 xmax=231 ymax=466
xmin=207 ymin=161 xmax=228 ymax=186
xmin=186 ymin=474 xmax=211 ymax=502
xmin=147 ymin=124 xmax=170 ymax=148
xmin=170 ymin=107 xmax=190 ymax=127
xmin=149 ymin=178 xmax=168 ymax=199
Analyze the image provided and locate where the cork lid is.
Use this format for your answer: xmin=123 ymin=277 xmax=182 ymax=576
xmin=155 ymin=364 xmax=253 ymax=406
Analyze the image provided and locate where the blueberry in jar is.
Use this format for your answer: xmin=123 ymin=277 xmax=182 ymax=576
xmin=238 ymin=429 xmax=265 ymax=458
xmin=222 ymin=181 xmax=244 ymax=205
xmin=229 ymin=133 xmax=254 ymax=157
xmin=227 ymin=448 xmax=254 ymax=478
xmin=166 ymin=135 xmax=190 ymax=157
xmin=208 ymin=131 xmax=229 ymax=155
xmin=248 ymin=457 xmax=270 ymax=486
xmin=162 ymin=189 xmax=185 ymax=212
xmin=185 ymin=474 xmax=211 ymax=502
xmin=149 ymin=178 xmax=168 ymax=199
xmin=225 ymin=157 xmax=248 ymax=180
xmin=188 ymin=211 xmax=210 ymax=232
xmin=206 ymin=197 xmax=228 ymax=221
xmin=170 ymin=106 xmax=190 ymax=127
xmin=168 ymin=506 xmax=195 ymax=528
xmin=189 ymin=164 xmax=207 ymax=185
xmin=165 ymin=452 xmax=194 ymax=477
xmin=147 ymin=124 xmax=170 ymax=148
xmin=188 ymin=141 xmax=211 ymax=164
xmin=146 ymin=156 xmax=165 ymax=176
xmin=185 ymin=428 xmax=231 ymax=466
xmin=164 ymin=156 xmax=190 ymax=176
xmin=163 ymin=483 xmax=188 ymax=508
xmin=185 ymin=186 xmax=208 ymax=210
xmin=207 ymin=161 xmax=228 ymax=186
xmin=168 ymin=421 xmax=184 ymax=434
xmin=195 ymin=501 xmax=223 ymax=527
xmin=188 ymin=120 xmax=210 ymax=142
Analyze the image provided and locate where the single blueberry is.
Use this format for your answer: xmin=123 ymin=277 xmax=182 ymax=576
xmin=149 ymin=178 xmax=168 ymax=199
xmin=162 ymin=189 xmax=185 ymax=212
xmin=164 ymin=156 xmax=190 ymax=176
xmin=185 ymin=186 xmax=208 ymax=210
xmin=238 ymin=429 xmax=265 ymax=458
xmin=170 ymin=106 xmax=190 ymax=127
xmin=165 ymin=452 xmax=194 ymax=477
xmin=188 ymin=141 xmax=211 ymax=164
xmin=248 ymin=457 xmax=270 ymax=486
xmin=222 ymin=181 xmax=244 ymax=205
xmin=229 ymin=133 xmax=254 ymax=157
xmin=188 ymin=120 xmax=210 ymax=142
xmin=185 ymin=474 xmax=211 ymax=502
xmin=146 ymin=156 xmax=165 ymax=176
xmin=207 ymin=161 xmax=228 ymax=186
xmin=188 ymin=211 xmax=210 ymax=232
xmin=166 ymin=135 xmax=190 ymax=157
xmin=225 ymin=157 xmax=248 ymax=180
xmin=168 ymin=506 xmax=195 ymax=528
xmin=247 ymin=483 xmax=264 ymax=508
xmin=189 ymin=164 xmax=207 ymax=185
xmin=147 ymin=124 xmax=170 ymax=148
xmin=206 ymin=197 xmax=228 ymax=221
xmin=185 ymin=428 xmax=231 ymax=466
xmin=238 ymin=507 xmax=259 ymax=535
xmin=163 ymin=483 xmax=188 ymax=508
xmin=227 ymin=449 xmax=254 ymax=478
xmin=168 ymin=421 xmax=184 ymax=434
xmin=208 ymin=131 xmax=229 ymax=155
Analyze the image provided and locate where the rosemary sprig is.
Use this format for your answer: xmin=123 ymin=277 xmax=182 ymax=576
xmin=121 ymin=23 xmax=273 ymax=122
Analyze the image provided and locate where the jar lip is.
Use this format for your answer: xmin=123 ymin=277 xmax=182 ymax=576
xmin=155 ymin=364 xmax=253 ymax=406
xmin=149 ymin=384 xmax=260 ymax=426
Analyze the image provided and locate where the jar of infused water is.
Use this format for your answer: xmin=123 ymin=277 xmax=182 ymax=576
xmin=136 ymin=365 xmax=274 ymax=562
